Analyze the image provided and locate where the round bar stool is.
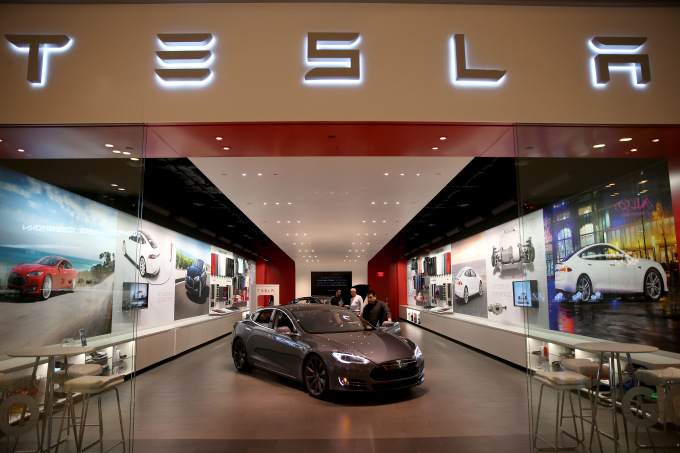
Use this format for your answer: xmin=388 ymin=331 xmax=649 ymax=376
xmin=56 ymin=375 xmax=126 ymax=453
xmin=633 ymin=367 xmax=680 ymax=451
xmin=54 ymin=364 xmax=103 ymax=386
xmin=533 ymin=370 xmax=587 ymax=452
xmin=561 ymin=358 xmax=610 ymax=448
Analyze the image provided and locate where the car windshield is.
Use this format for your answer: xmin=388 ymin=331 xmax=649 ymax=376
xmin=36 ymin=256 xmax=60 ymax=266
xmin=294 ymin=309 xmax=374 ymax=334
xmin=192 ymin=259 xmax=204 ymax=269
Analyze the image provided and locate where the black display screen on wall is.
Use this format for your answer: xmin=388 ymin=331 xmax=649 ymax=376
xmin=311 ymin=272 xmax=352 ymax=297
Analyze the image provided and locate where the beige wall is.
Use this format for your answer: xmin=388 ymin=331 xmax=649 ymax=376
xmin=1 ymin=3 xmax=679 ymax=125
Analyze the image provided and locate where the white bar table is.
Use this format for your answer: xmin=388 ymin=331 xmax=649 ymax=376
xmin=8 ymin=346 xmax=93 ymax=453
xmin=576 ymin=341 xmax=659 ymax=452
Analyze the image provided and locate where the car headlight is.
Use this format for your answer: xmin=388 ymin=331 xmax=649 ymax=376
xmin=413 ymin=345 xmax=423 ymax=360
xmin=332 ymin=352 xmax=370 ymax=365
xmin=194 ymin=275 xmax=200 ymax=282
xmin=26 ymin=271 xmax=44 ymax=277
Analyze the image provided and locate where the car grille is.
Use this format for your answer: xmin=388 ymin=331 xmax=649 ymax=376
xmin=8 ymin=273 xmax=26 ymax=286
xmin=370 ymin=359 xmax=419 ymax=381
xmin=371 ymin=375 xmax=424 ymax=391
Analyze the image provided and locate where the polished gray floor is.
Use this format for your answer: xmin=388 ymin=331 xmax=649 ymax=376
xmin=8 ymin=322 xmax=677 ymax=452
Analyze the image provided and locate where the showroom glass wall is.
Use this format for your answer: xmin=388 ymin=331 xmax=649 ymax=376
xmin=0 ymin=124 xmax=147 ymax=451
xmin=514 ymin=123 xmax=680 ymax=447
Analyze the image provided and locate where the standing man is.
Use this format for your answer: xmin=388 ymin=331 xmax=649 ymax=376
xmin=362 ymin=290 xmax=392 ymax=326
xmin=330 ymin=289 xmax=344 ymax=307
xmin=349 ymin=287 xmax=363 ymax=314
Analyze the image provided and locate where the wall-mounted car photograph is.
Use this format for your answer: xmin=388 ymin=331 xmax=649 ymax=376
xmin=554 ymin=243 xmax=667 ymax=302
xmin=453 ymin=266 xmax=483 ymax=304
xmin=232 ymin=304 xmax=425 ymax=397
xmin=8 ymin=256 xmax=78 ymax=300
xmin=123 ymin=230 xmax=161 ymax=277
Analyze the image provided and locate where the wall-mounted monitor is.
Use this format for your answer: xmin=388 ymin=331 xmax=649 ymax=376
xmin=432 ymin=284 xmax=447 ymax=301
xmin=122 ymin=282 xmax=149 ymax=310
xmin=512 ymin=280 xmax=538 ymax=307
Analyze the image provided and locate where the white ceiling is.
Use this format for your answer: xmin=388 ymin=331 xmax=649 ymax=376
xmin=192 ymin=156 xmax=473 ymax=267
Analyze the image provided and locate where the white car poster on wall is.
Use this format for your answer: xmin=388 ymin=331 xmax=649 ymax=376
xmin=114 ymin=212 xmax=177 ymax=330
xmin=450 ymin=233 xmax=488 ymax=318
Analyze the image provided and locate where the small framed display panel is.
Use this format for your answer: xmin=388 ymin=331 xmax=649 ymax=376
xmin=122 ymin=281 xmax=149 ymax=310
xmin=513 ymin=280 xmax=538 ymax=307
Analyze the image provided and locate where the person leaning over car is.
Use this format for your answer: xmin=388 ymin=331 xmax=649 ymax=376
xmin=349 ymin=287 xmax=364 ymax=314
xmin=330 ymin=289 xmax=344 ymax=307
xmin=362 ymin=290 xmax=391 ymax=326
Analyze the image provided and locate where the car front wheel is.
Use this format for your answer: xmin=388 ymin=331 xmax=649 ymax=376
xmin=643 ymin=269 xmax=663 ymax=302
xmin=478 ymin=281 xmax=483 ymax=297
xmin=304 ymin=354 xmax=329 ymax=398
xmin=41 ymin=275 xmax=52 ymax=300
xmin=139 ymin=256 xmax=146 ymax=277
xmin=232 ymin=338 xmax=250 ymax=372
xmin=577 ymin=274 xmax=592 ymax=302
xmin=463 ymin=287 xmax=469 ymax=304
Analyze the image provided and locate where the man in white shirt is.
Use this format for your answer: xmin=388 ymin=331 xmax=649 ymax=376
xmin=349 ymin=287 xmax=363 ymax=314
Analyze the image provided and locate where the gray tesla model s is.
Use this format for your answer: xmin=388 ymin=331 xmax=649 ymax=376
xmin=231 ymin=304 xmax=425 ymax=397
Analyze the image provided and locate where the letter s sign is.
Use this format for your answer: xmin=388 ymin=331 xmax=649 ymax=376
xmin=304 ymin=32 xmax=361 ymax=84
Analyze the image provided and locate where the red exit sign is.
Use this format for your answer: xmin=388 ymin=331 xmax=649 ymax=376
xmin=376 ymin=272 xmax=384 ymax=277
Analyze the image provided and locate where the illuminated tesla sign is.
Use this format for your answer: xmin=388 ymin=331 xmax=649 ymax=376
xmin=304 ymin=32 xmax=361 ymax=84
xmin=590 ymin=36 xmax=650 ymax=88
xmin=5 ymin=34 xmax=71 ymax=85
xmin=155 ymin=33 xmax=214 ymax=86
xmin=451 ymin=34 xmax=506 ymax=86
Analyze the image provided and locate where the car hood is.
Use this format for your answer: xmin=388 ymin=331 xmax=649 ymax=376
xmin=314 ymin=331 xmax=416 ymax=363
xmin=11 ymin=263 xmax=48 ymax=273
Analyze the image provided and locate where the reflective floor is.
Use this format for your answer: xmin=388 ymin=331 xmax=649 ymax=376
xmin=7 ymin=321 xmax=679 ymax=453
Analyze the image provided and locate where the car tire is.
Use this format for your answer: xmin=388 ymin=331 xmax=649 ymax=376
xmin=139 ymin=256 xmax=146 ymax=277
xmin=576 ymin=274 xmax=592 ymax=302
xmin=643 ymin=269 xmax=663 ymax=302
xmin=41 ymin=275 xmax=52 ymax=300
xmin=232 ymin=337 xmax=250 ymax=372
xmin=478 ymin=281 xmax=483 ymax=297
xmin=463 ymin=287 xmax=469 ymax=304
xmin=304 ymin=354 xmax=329 ymax=398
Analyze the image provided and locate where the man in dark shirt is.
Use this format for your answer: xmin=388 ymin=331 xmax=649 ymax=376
xmin=361 ymin=290 xmax=391 ymax=326
xmin=330 ymin=289 xmax=344 ymax=307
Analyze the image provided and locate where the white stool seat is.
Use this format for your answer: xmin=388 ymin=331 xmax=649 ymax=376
xmin=635 ymin=367 xmax=680 ymax=386
xmin=561 ymin=358 xmax=610 ymax=377
xmin=54 ymin=364 xmax=103 ymax=385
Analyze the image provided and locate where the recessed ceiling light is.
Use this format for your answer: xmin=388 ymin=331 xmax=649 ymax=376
xmin=371 ymin=201 xmax=375 ymax=205
xmin=631 ymin=149 xmax=637 ymax=152
xmin=275 ymin=202 xmax=279 ymax=205
xmin=593 ymin=144 xmax=606 ymax=148
xmin=263 ymin=202 xmax=267 ymax=205
xmin=640 ymin=189 xmax=648 ymax=194
xmin=400 ymin=173 xmax=405 ymax=176
xmin=118 ymin=187 xmax=125 ymax=191
xmin=122 ymin=151 xmax=130 ymax=155
xmin=619 ymin=138 xmax=632 ymax=142
xmin=257 ymin=173 xmax=262 ymax=176
xmin=287 ymin=202 xmax=292 ymax=205
xmin=105 ymin=144 xmax=113 ymax=148
xmin=640 ymin=180 xmax=647 ymax=184
xmin=112 ymin=150 xmax=121 ymax=154
xmin=242 ymin=173 xmax=246 ymax=176
xmin=111 ymin=183 xmax=118 ymax=187
xmin=130 ymin=157 xmax=139 ymax=161
xmin=416 ymin=173 xmax=421 ymax=176
xmin=652 ymin=139 xmax=660 ymax=142
xmin=383 ymin=202 xmax=387 ymax=205
xmin=216 ymin=137 xmax=223 ymax=140
xmin=277 ymin=220 xmax=280 ymax=223
xmin=223 ymin=147 xmax=230 ymax=151
xmin=384 ymin=173 xmax=389 ymax=176
xmin=432 ymin=147 xmax=439 ymax=150
xmin=439 ymin=136 xmax=447 ymax=141
xmin=17 ymin=148 xmax=25 ymax=153
xmin=297 ymin=220 xmax=301 ymax=223
xmin=362 ymin=220 xmax=366 ymax=223
xmin=396 ymin=202 xmax=400 ymax=205
xmin=383 ymin=220 xmax=386 ymax=223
